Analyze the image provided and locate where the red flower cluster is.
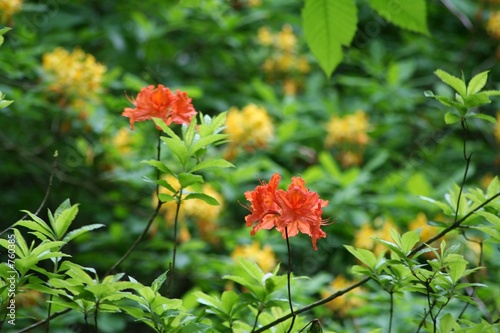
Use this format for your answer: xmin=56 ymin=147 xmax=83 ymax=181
xmin=122 ymin=85 xmax=197 ymax=130
xmin=244 ymin=173 xmax=329 ymax=250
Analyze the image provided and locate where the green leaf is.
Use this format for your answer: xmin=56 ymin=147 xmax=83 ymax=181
xmin=155 ymin=178 xmax=177 ymax=193
xmin=189 ymin=134 xmax=227 ymax=155
xmin=14 ymin=220 xmax=55 ymax=241
xmin=471 ymin=113 xmax=497 ymax=124
xmin=367 ymin=0 xmax=429 ymax=35
xmin=63 ymin=224 xmax=105 ymax=243
xmin=0 ymin=99 xmax=13 ymax=108
xmin=475 ymin=211 xmax=500 ymax=227
xmin=444 ymin=112 xmax=461 ymax=125
xmin=303 ymin=0 xmax=357 ymax=76
xmin=463 ymin=93 xmax=491 ymax=108
xmin=467 ymin=70 xmax=489 ymax=96
xmin=152 ymin=117 xmax=180 ymax=139
xmin=401 ymin=229 xmax=421 ymax=255
xmin=161 ymin=137 xmax=189 ymax=166
xmin=158 ymin=193 xmax=175 ymax=203
xmin=141 ymin=160 xmax=173 ymax=174
xmin=178 ymin=173 xmax=204 ymax=188
xmin=54 ymin=204 xmax=79 ymax=240
xmin=345 ymin=245 xmax=377 ymax=269
xmin=434 ymin=69 xmax=467 ymax=97
xmin=189 ymin=159 xmax=235 ymax=173
xmin=151 ymin=271 xmax=168 ymax=292
xmin=183 ymin=116 xmax=198 ymax=147
xmin=184 ymin=193 xmax=219 ymax=205
xmin=439 ymin=313 xmax=456 ymax=333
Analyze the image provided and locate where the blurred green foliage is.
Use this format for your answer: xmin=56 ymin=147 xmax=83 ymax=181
xmin=1 ymin=0 xmax=500 ymax=331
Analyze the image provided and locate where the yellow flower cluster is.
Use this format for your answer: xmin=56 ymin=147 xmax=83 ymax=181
xmin=354 ymin=217 xmax=398 ymax=256
xmin=231 ymin=241 xmax=277 ymax=272
xmin=321 ymin=275 xmax=365 ymax=315
xmin=224 ymin=104 xmax=274 ymax=159
xmin=156 ymin=175 xmax=223 ymax=244
xmin=0 ymin=0 xmax=22 ymax=23
xmin=112 ymin=127 xmax=134 ymax=155
xmin=487 ymin=12 xmax=500 ymax=39
xmin=42 ymin=47 xmax=106 ymax=101
xmin=325 ymin=110 xmax=370 ymax=167
xmin=257 ymin=25 xmax=310 ymax=95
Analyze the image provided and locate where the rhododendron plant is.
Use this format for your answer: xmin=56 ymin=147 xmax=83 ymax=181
xmin=122 ymin=84 xmax=197 ymax=129
xmin=244 ymin=173 xmax=329 ymax=250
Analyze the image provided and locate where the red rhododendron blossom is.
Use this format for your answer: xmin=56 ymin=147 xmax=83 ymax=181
xmin=122 ymin=85 xmax=197 ymax=130
xmin=244 ymin=173 xmax=281 ymax=236
xmin=244 ymin=173 xmax=329 ymax=250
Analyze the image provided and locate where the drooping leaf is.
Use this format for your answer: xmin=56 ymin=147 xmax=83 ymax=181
xmin=303 ymin=0 xmax=357 ymax=76
xmin=367 ymin=0 xmax=429 ymax=35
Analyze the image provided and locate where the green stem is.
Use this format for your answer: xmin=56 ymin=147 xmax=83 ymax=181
xmin=105 ymin=132 xmax=163 ymax=277
xmin=285 ymin=227 xmax=296 ymax=333
xmin=167 ymin=188 xmax=183 ymax=297
xmin=388 ymin=291 xmax=394 ymax=333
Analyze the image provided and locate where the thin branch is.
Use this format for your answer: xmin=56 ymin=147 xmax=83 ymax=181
xmin=0 ymin=151 xmax=59 ymax=236
xmin=252 ymin=277 xmax=370 ymax=333
xmin=17 ymin=308 xmax=72 ymax=333
xmin=105 ymin=132 xmax=163 ymax=277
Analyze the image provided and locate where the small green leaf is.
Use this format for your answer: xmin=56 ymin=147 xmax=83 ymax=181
xmin=444 ymin=112 xmax=461 ymax=124
xmin=467 ymin=70 xmax=489 ymax=96
xmin=151 ymin=271 xmax=168 ymax=292
xmin=401 ymin=229 xmax=421 ymax=255
xmin=439 ymin=313 xmax=456 ymax=333
xmin=463 ymin=93 xmax=491 ymax=108
xmin=471 ymin=113 xmax=496 ymax=124
xmin=155 ymin=178 xmax=177 ymax=193
xmin=307 ymin=319 xmax=323 ymax=333
xmin=189 ymin=159 xmax=235 ymax=173
xmin=184 ymin=193 xmax=219 ymax=205
xmin=152 ymin=118 xmax=180 ymax=139
xmin=177 ymin=173 xmax=204 ymax=188
xmin=434 ymin=69 xmax=467 ymax=97
xmin=54 ymin=204 xmax=79 ymax=240
xmin=160 ymin=137 xmax=189 ymax=166
xmin=63 ymin=224 xmax=105 ymax=243
xmin=0 ymin=100 xmax=13 ymax=108
xmin=345 ymin=245 xmax=377 ymax=269
xmin=141 ymin=160 xmax=173 ymax=174
xmin=158 ymin=193 xmax=175 ymax=203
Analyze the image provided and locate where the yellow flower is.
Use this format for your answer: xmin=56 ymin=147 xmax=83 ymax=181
xmin=321 ymin=275 xmax=365 ymax=315
xmin=277 ymin=24 xmax=297 ymax=52
xmin=0 ymin=0 xmax=22 ymax=23
xmin=257 ymin=26 xmax=273 ymax=46
xmin=354 ymin=217 xmax=398 ymax=256
xmin=42 ymin=47 xmax=106 ymax=100
xmin=487 ymin=12 xmax=500 ymax=39
xmin=325 ymin=110 xmax=370 ymax=147
xmin=112 ymin=127 xmax=133 ymax=155
xmin=283 ymin=79 xmax=298 ymax=96
xmin=297 ymin=56 xmax=310 ymax=74
xmin=232 ymin=241 xmax=277 ymax=272
xmin=408 ymin=212 xmax=438 ymax=244
xmin=247 ymin=0 xmax=261 ymax=7
xmin=225 ymin=104 xmax=274 ymax=156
